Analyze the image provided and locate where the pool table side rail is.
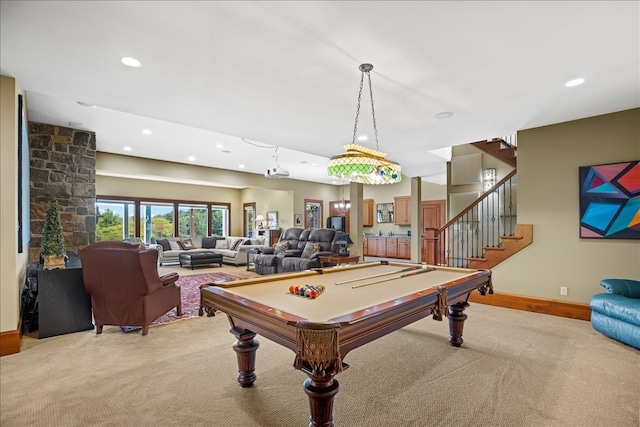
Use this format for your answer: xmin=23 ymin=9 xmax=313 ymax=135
xmin=334 ymin=270 xmax=492 ymax=355
xmin=202 ymin=287 xmax=305 ymax=352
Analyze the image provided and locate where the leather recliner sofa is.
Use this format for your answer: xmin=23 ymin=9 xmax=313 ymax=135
xmin=589 ymin=278 xmax=640 ymax=349
xmin=254 ymin=228 xmax=342 ymax=275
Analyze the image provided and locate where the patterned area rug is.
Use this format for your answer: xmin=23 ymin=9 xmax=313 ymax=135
xmin=121 ymin=272 xmax=240 ymax=332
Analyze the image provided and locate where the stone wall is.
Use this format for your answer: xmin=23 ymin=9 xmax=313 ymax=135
xmin=29 ymin=122 xmax=96 ymax=263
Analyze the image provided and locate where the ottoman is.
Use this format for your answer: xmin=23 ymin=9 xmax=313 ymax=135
xmin=179 ymin=251 xmax=223 ymax=269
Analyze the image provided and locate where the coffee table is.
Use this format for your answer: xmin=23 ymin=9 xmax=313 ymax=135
xmin=179 ymin=251 xmax=223 ymax=269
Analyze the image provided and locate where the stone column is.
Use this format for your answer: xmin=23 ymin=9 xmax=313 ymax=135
xmin=29 ymin=122 xmax=96 ymax=263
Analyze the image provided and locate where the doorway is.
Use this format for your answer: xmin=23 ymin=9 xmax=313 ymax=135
xmin=421 ymin=200 xmax=445 ymax=263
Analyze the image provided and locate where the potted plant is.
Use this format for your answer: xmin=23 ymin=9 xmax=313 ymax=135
xmin=41 ymin=200 xmax=66 ymax=270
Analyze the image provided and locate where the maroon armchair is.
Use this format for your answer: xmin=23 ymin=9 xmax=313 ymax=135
xmin=79 ymin=241 xmax=182 ymax=335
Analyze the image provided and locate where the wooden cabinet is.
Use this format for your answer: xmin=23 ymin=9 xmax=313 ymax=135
xmin=364 ymin=237 xmax=386 ymax=257
xmin=398 ymin=238 xmax=411 ymax=259
xmin=363 ymin=199 xmax=374 ymax=227
xmin=364 ymin=236 xmax=411 ymax=259
xmin=394 ymin=196 xmax=411 ymax=225
xmin=386 ymin=238 xmax=398 ymax=258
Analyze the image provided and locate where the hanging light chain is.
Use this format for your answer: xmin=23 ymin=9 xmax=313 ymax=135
xmin=365 ymin=69 xmax=379 ymax=150
xmin=351 ymin=70 xmax=365 ymax=145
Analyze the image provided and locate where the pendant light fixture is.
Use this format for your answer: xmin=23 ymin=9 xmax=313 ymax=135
xmin=328 ymin=63 xmax=402 ymax=185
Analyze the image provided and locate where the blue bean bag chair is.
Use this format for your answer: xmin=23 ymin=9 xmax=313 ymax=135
xmin=589 ymin=278 xmax=640 ymax=349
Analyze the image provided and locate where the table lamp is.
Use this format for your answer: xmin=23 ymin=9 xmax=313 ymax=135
xmin=255 ymin=215 xmax=265 ymax=229
xmin=336 ymin=233 xmax=354 ymax=256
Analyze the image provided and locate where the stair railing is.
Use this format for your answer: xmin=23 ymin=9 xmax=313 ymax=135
xmin=428 ymin=170 xmax=518 ymax=267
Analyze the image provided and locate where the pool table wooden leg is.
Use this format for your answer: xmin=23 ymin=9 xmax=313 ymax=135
xmin=231 ymin=327 xmax=260 ymax=387
xmin=303 ymin=373 xmax=340 ymax=427
xmin=447 ymin=301 xmax=470 ymax=347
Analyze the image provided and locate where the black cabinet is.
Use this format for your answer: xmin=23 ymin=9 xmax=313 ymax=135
xmin=35 ymin=267 xmax=94 ymax=338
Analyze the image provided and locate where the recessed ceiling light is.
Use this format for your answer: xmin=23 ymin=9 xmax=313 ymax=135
xmin=123 ymin=146 xmax=132 ymax=152
xmin=565 ymin=78 xmax=585 ymax=87
xmin=121 ymin=57 xmax=141 ymax=67
xmin=434 ymin=111 xmax=453 ymax=119
xmin=187 ymin=156 xmax=196 ymax=162
xmin=216 ymin=143 xmax=224 ymax=149
xmin=142 ymin=129 xmax=152 ymax=135
xmin=238 ymin=164 xmax=245 ymax=169
xmin=77 ymin=101 xmax=96 ymax=108
xmin=68 ymin=121 xmax=83 ymax=127
xmin=222 ymin=150 xmax=231 ymax=154
xmin=311 ymin=163 xmax=317 ymax=167
xmin=357 ymin=135 xmax=368 ymax=141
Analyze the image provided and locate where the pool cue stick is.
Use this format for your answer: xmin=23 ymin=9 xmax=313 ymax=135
xmin=351 ymin=267 xmax=436 ymax=289
xmin=334 ymin=266 xmax=421 ymax=286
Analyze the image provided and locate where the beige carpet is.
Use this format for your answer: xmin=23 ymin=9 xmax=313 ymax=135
xmin=1 ymin=293 xmax=638 ymax=426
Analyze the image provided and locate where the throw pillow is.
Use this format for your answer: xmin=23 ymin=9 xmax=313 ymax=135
xmin=168 ymin=240 xmax=181 ymax=250
xmin=201 ymin=236 xmax=217 ymax=249
xmin=181 ymin=238 xmax=195 ymax=250
xmin=230 ymin=238 xmax=243 ymax=251
xmin=156 ymin=238 xmax=171 ymax=251
xmin=301 ymin=242 xmax=321 ymax=259
xmin=215 ymin=239 xmax=228 ymax=249
xmin=176 ymin=240 xmax=187 ymax=250
xmin=274 ymin=241 xmax=289 ymax=255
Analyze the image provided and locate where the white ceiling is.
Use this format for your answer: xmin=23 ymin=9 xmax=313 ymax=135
xmin=1 ymin=1 xmax=638 ymax=186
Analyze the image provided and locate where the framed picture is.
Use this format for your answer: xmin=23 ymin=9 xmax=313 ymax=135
xmin=579 ymin=160 xmax=639 ymax=239
xmin=376 ymin=202 xmax=394 ymax=223
xmin=294 ymin=214 xmax=302 ymax=226
xmin=267 ymin=211 xmax=278 ymax=229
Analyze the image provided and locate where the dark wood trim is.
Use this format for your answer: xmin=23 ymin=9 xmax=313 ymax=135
xmin=469 ymin=290 xmax=591 ymax=321
xmin=96 ymin=195 xmax=231 ymax=238
xmin=0 ymin=320 xmax=22 ymax=357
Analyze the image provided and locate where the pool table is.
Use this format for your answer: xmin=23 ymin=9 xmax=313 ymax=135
xmin=200 ymin=261 xmax=492 ymax=427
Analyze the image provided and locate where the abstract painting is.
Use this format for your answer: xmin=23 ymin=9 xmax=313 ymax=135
xmin=579 ymin=160 xmax=640 ymax=239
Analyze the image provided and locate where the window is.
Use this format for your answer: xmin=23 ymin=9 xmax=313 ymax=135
xmin=95 ymin=200 xmax=135 ymax=241
xmin=96 ymin=197 xmax=230 ymax=241
xmin=244 ymin=203 xmax=256 ymax=237
xmin=211 ymin=205 xmax=229 ymax=236
xmin=140 ymin=202 xmax=174 ymax=244
xmin=178 ymin=204 xmax=208 ymax=237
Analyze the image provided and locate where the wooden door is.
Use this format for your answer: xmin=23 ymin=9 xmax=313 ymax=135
xmin=421 ymin=200 xmax=445 ymax=264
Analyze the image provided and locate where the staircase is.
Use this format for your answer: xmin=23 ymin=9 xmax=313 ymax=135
xmin=467 ymin=224 xmax=532 ymax=269
xmin=471 ymin=137 xmax=517 ymax=167
xmin=426 ymin=138 xmax=533 ymax=269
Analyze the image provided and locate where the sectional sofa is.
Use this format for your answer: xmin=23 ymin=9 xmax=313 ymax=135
xmin=149 ymin=236 xmax=266 ymax=266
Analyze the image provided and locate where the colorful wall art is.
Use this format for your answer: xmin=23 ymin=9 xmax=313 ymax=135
xmin=579 ymin=160 xmax=640 ymax=239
